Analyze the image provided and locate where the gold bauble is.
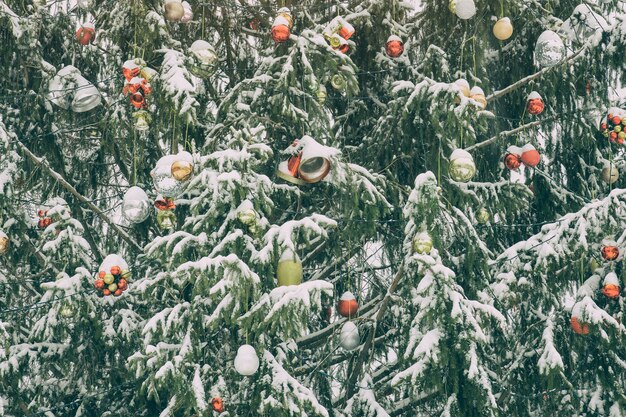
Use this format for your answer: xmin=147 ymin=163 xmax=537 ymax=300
xmin=412 ymin=232 xmax=433 ymax=254
xmin=164 ymin=0 xmax=185 ymax=21
xmin=602 ymin=165 xmax=618 ymax=184
xmin=0 ymin=234 xmax=8 ymax=255
xmin=493 ymin=17 xmax=513 ymax=41
xmin=276 ymin=249 xmax=303 ymax=286
xmin=171 ymin=160 xmax=194 ymax=182
xmin=237 ymin=208 xmax=258 ymax=226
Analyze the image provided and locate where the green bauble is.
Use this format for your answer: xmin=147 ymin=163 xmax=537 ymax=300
xmin=237 ymin=208 xmax=258 ymax=226
xmin=477 ymin=208 xmax=490 ymax=224
xmin=59 ymin=302 xmax=76 ymax=318
xmin=157 ymin=210 xmax=176 ymax=230
xmin=412 ymin=232 xmax=433 ymax=254
xmin=108 ymin=283 xmax=118 ymax=292
xmin=103 ymin=274 xmax=114 ymax=285
xmin=449 ymin=149 xmax=476 ymax=183
xmin=276 ymin=249 xmax=303 ymax=286
xmin=330 ymin=74 xmax=346 ymax=92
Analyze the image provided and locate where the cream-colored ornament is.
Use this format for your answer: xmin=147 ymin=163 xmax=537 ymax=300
xmin=234 ymin=345 xmax=260 ymax=376
xmin=164 ymin=0 xmax=185 ymax=21
xmin=276 ymin=248 xmax=303 ymax=286
xmin=602 ymin=163 xmax=618 ymax=184
xmin=449 ymin=149 xmax=476 ymax=182
xmin=237 ymin=208 xmax=258 ymax=226
xmin=0 ymin=230 xmax=8 ymax=255
xmin=412 ymin=232 xmax=433 ymax=254
xmin=493 ymin=17 xmax=513 ymax=41
xmin=469 ymin=86 xmax=487 ymax=109
xmin=454 ymin=79 xmax=471 ymax=98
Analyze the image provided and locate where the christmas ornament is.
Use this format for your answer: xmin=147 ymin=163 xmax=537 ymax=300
xmin=180 ymin=1 xmax=193 ymax=23
xmin=271 ymin=15 xmax=291 ymax=43
xmin=599 ymin=107 xmax=626 ymax=145
xmin=122 ymin=186 xmax=151 ymax=224
xmin=277 ymin=7 xmax=293 ymax=29
xmin=527 ymin=91 xmax=545 ymax=115
xmin=133 ymin=110 xmax=151 ymax=131
xmin=323 ymin=16 xmax=355 ymax=40
xmin=48 ymin=65 xmax=101 ymax=112
xmin=602 ymin=272 xmax=620 ymax=299
xmin=601 ymin=163 xmax=618 ymax=184
xmin=448 ymin=0 xmax=457 ymax=13
xmin=339 ymin=321 xmax=360 ymax=351
xmin=337 ymin=291 xmax=358 ymax=317
xmin=37 ymin=210 xmax=53 ymax=229
xmin=330 ymin=73 xmax=347 ymax=92
xmin=152 ymin=154 xmax=190 ymax=197
xmin=164 ymin=0 xmax=185 ymax=21
xmin=469 ymin=86 xmax=487 ymax=109
xmin=76 ymin=0 xmax=94 ymax=9
xmin=0 ymin=230 xmax=8 ymax=255
xmin=493 ymin=17 xmax=513 ymax=40
xmin=412 ymin=231 xmax=433 ymax=254
xmin=570 ymin=316 xmax=589 ymax=335
xmin=76 ymin=22 xmax=95 ymax=45
xmin=171 ymin=159 xmax=194 ymax=182
xmin=454 ymin=78 xmax=471 ymax=101
xmin=95 ymin=254 xmax=130 ymax=297
xmin=601 ymin=240 xmax=619 ymax=261
xmin=140 ymin=66 xmax=158 ymax=82
xmin=123 ymin=77 xmax=152 ymax=109
xmin=188 ymin=40 xmax=218 ymax=78
xmin=234 ymin=344 xmax=260 ymax=376
xmin=237 ymin=208 xmax=258 ymax=226
xmin=276 ymin=137 xmax=333 ymax=184
xmin=317 ymin=85 xmax=327 ymax=105
xmin=534 ymin=30 xmax=565 ymax=68
xmin=476 ymin=208 xmax=490 ymax=224
xmin=157 ymin=209 xmax=176 ymax=230
xmin=122 ymin=60 xmax=141 ymax=82
xmin=329 ymin=34 xmax=349 ymax=54
xmin=59 ymin=302 xmax=77 ymax=318
xmin=211 ymin=397 xmax=224 ymax=413
xmin=521 ymin=144 xmax=540 ymax=167
xmin=276 ymin=248 xmax=303 ymax=286
xmin=385 ymin=35 xmax=404 ymax=58
xmin=448 ymin=149 xmax=476 ymax=182
xmin=504 ymin=146 xmax=522 ymax=170
xmin=454 ymin=0 xmax=476 ymax=19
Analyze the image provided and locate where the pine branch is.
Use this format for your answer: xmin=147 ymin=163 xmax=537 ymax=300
xmin=13 ymin=138 xmax=143 ymax=252
xmin=464 ymin=119 xmax=549 ymax=152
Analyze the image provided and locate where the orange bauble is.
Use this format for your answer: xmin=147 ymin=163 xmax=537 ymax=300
xmin=504 ymin=153 xmax=522 ymax=170
xmin=271 ymin=24 xmax=290 ymax=43
xmin=211 ymin=397 xmax=224 ymax=413
xmin=337 ymin=291 xmax=359 ymax=317
xmin=118 ymin=278 xmax=128 ymax=290
xmin=94 ymin=279 xmax=105 ymax=289
xmin=570 ymin=316 xmax=589 ymax=335
xmin=601 ymin=245 xmax=619 ymax=261
xmin=130 ymin=92 xmax=145 ymax=109
xmin=602 ymin=284 xmax=620 ymax=299
xmin=110 ymin=265 xmax=121 ymax=275
xmin=521 ymin=145 xmax=540 ymax=167
xmin=103 ymin=289 xmax=111 ymax=296
xmin=612 ymin=116 xmax=621 ymax=125
xmin=98 ymin=271 xmax=106 ymax=278
xmin=114 ymin=289 xmax=123 ymax=296
xmin=76 ymin=25 xmax=95 ymax=46
xmin=527 ymin=98 xmax=544 ymax=115
xmin=385 ymin=36 xmax=404 ymax=58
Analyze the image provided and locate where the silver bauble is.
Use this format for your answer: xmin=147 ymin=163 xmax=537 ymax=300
xmin=339 ymin=321 xmax=360 ymax=351
xmin=122 ymin=186 xmax=151 ymax=224
xmin=534 ymin=30 xmax=565 ymax=68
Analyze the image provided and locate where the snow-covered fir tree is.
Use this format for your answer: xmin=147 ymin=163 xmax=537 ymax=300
xmin=1 ymin=0 xmax=626 ymax=416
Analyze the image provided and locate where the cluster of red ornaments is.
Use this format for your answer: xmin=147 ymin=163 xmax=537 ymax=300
xmin=600 ymin=108 xmax=626 ymax=145
xmin=94 ymin=265 xmax=130 ymax=297
xmin=76 ymin=23 xmax=95 ymax=46
xmin=122 ymin=61 xmax=153 ymax=109
xmin=37 ymin=210 xmax=53 ymax=229
xmin=504 ymin=144 xmax=541 ymax=170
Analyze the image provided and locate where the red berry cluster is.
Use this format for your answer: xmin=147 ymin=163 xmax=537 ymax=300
xmin=94 ymin=265 xmax=130 ymax=297
xmin=37 ymin=210 xmax=53 ymax=228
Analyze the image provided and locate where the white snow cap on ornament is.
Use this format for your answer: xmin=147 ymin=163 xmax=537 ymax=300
xmin=507 ymin=145 xmax=522 ymax=155
xmin=450 ymin=149 xmax=473 ymax=162
xmin=414 ymin=231 xmax=431 ymax=241
xmin=80 ymin=22 xmax=95 ymax=30
xmin=99 ymin=254 xmax=129 ymax=273
xmin=273 ymin=15 xmax=290 ymax=27
xmin=124 ymin=186 xmax=149 ymax=202
xmin=469 ymin=86 xmax=484 ymax=96
xmin=521 ymin=144 xmax=536 ymax=152
xmin=0 ymin=230 xmax=7 ymax=239
xmin=454 ymin=79 xmax=470 ymax=89
xmin=297 ymin=135 xmax=340 ymax=159
xmin=608 ymin=107 xmax=626 ymax=118
xmin=340 ymin=291 xmax=356 ymax=301
xmin=603 ymin=272 xmax=619 ymax=286
xmin=190 ymin=40 xmax=212 ymax=52
xmin=123 ymin=59 xmax=139 ymax=70
xmin=455 ymin=0 xmax=476 ymax=19
xmin=387 ymin=35 xmax=402 ymax=43
xmin=601 ymin=236 xmax=617 ymax=246
xmin=128 ymin=76 xmax=147 ymax=85
xmin=279 ymin=247 xmax=300 ymax=262
xmin=527 ymin=91 xmax=542 ymax=100
xmin=277 ymin=7 xmax=291 ymax=14
xmin=537 ymin=30 xmax=561 ymax=44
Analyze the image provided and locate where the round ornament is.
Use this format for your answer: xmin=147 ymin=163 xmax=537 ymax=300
xmin=95 ymin=254 xmax=130 ymax=297
xmin=476 ymin=207 xmax=490 ymax=224
xmin=122 ymin=186 xmax=151 ymax=224
xmin=211 ymin=397 xmax=224 ymax=413
xmin=164 ymin=0 xmax=185 ymax=21
xmin=602 ymin=272 xmax=620 ymax=299
xmin=277 ymin=248 xmax=303 ymax=286
xmin=521 ymin=144 xmax=540 ymax=167
xmin=330 ymin=73 xmax=347 ymax=92
xmin=171 ymin=159 xmax=194 ymax=182
xmin=527 ymin=91 xmax=545 ymax=115
xmin=601 ymin=164 xmax=618 ymax=184
xmin=601 ymin=241 xmax=619 ymax=261
xmin=455 ymin=0 xmax=476 ymax=19
xmin=272 ymin=16 xmax=291 ymax=43
xmin=188 ymin=40 xmax=218 ymax=78
xmin=180 ymin=1 xmax=193 ymax=23
xmin=133 ymin=110 xmax=151 ymax=132
xmin=234 ymin=344 xmax=260 ymax=376
xmin=493 ymin=17 xmax=513 ymax=40
xmin=449 ymin=149 xmax=476 ymax=182
xmin=337 ymin=291 xmax=358 ymax=317
xmin=469 ymin=86 xmax=487 ymax=109
xmin=504 ymin=146 xmax=522 ymax=170
xmin=0 ymin=230 xmax=9 ymax=255
xmin=412 ymin=231 xmax=433 ymax=254
xmin=152 ymin=154 xmax=190 ymax=197
xmin=570 ymin=316 xmax=589 ymax=335
xmin=339 ymin=321 xmax=360 ymax=351
xmin=157 ymin=209 xmax=176 ymax=230
xmin=385 ymin=35 xmax=404 ymax=58
xmin=277 ymin=7 xmax=293 ymax=29
xmin=534 ymin=30 xmax=565 ymax=68
xmin=59 ymin=302 xmax=77 ymax=318
xmin=76 ymin=23 xmax=95 ymax=45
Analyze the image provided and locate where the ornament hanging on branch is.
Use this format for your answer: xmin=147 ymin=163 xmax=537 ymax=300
xmin=339 ymin=321 xmax=360 ymax=351
xmin=48 ymin=65 xmax=101 ymax=112
xmin=476 ymin=207 xmax=490 ymax=224
xmin=59 ymin=301 xmax=77 ymax=318
xmin=504 ymin=146 xmax=522 ymax=170
xmin=188 ymin=40 xmax=219 ymax=78
xmin=323 ymin=16 xmax=354 ymax=53
xmin=493 ymin=17 xmax=513 ymax=41
xmin=164 ymin=0 xmax=185 ymax=22
xmin=527 ymin=91 xmax=545 ymax=115
xmin=534 ymin=30 xmax=565 ymax=68
xmin=521 ymin=144 xmax=541 ymax=167
xmin=122 ymin=186 xmax=151 ymax=224
xmin=385 ymin=35 xmax=404 ymax=58
xmin=448 ymin=149 xmax=476 ymax=182
xmin=0 ymin=230 xmax=9 ymax=255
xmin=94 ymin=254 xmax=130 ymax=297
xmin=601 ymin=239 xmax=619 ymax=261
xmin=453 ymin=0 xmax=476 ymax=19
xmin=236 ymin=201 xmax=259 ymax=234
xmin=154 ymin=196 xmax=176 ymax=230
xmin=180 ymin=1 xmax=193 ymax=23
xmin=469 ymin=86 xmax=487 ymax=109
xmin=276 ymin=136 xmax=333 ymax=184
xmin=211 ymin=397 xmax=224 ymax=413
xmin=329 ymin=34 xmax=349 ymax=54
xmin=601 ymin=163 xmax=619 ymax=184
xmin=123 ymin=77 xmax=152 ymax=109
xmin=76 ymin=22 xmax=95 ymax=45
xmin=133 ymin=110 xmax=151 ymax=132
xmin=271 ymin=8 xmax=292 ymax=43
xmin=317 ymin=85 xmax=327 ymax=105
xmin=599 ymin=108 xmax=626 ymax=145
xmin=330 ymin=73 xmax=347 ymax=93
xmin=234 ymin=344 xmax=260 ymax=376
xmin=276 ymin=248 xmax=303 ymax=286
xmin=570 ymin=315 xmax=590 ymax=335
xmin=602 ymin=272 xmax=621 ymax=299
xmin=412 ymin=231 xmax=433 ymax=254
xmin=151 ymin=152 xmax=193 ymax=197
xmin=337 ymin=291 xmax=358 ymax=317
xmin=37 ymin=209 xmax=53 ymax=229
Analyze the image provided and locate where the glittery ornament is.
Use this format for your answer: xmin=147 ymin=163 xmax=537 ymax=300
xmin=412 ymin=231 xmax=433 ymax=254
xmin=385 ymin=35 xmax=404 ymax=58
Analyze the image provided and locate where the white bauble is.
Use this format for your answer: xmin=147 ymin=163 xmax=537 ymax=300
xmin=534 ymin=30 xmax=565 ymax=67
xmin=234 ymin=344 xmax=260 ymax=376
xmin=455 ymin=0 xmax=476 ymax=19
xmin=339 ymin=322 xmax=360 ymax=351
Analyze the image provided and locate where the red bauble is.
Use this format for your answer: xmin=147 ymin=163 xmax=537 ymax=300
xmin=130 ymin=92 xmax=145 ymax=109
xmin=504 ymin=153 xmax=522 ymax=170
xmin=211 ymin=397 xmax=224 ymax=413
xmin=521 ymin=145 xmax=540 ymax=167
xmin=103 ymin=289 xmax=111 ymax=296
xmin=570 ymin=316 xmax=589 ymax=335
xmin=337 ymin=291 xmax=358 ymax=317
xmin=38 ymin=209 xmax=47 ymax=217
xmin=271 ymin=24 xmax=290 ymax=43
xmin=527 ymin=98 xmax=544 ymax=115
xmin=385 ymin=36 xmax=404 ymax=58
xmin=94 ymin=279 xmax=105 ymax=289
xmin=612 ymin=116 xmax=621 ymax=125
xmin=602 ymin=284 xmax=620 ymax=299
xmin=76 ymin=24 xmax=95 ymax=46
xmin=114 ymin=289 xmax=123 ymax=296
xmin=110 ymin=265 xmax=121 ymax=275
xmin=118 ymin=278 xmax=128 ymax=290
xmin=601 ymin=245 xmax=619 ymax=261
